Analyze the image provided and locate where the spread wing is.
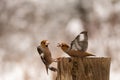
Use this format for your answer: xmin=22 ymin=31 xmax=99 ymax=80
xmin=70 ymin=34 xmax=82 ymax=51
xmin=70 ymin=32 xmax=88 ymax=52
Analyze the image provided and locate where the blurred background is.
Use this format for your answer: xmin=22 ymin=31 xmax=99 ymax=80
xmin=0 ymin=0 xmax=120 ymax=80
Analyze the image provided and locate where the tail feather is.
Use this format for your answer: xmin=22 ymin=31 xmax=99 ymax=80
xmin=45 ymin=65 xmax=49 ymax=74
xmin=88 ymin=54 xmax=95 ymax=56
xmin=85 ymin=52 xmax=95 ymax=56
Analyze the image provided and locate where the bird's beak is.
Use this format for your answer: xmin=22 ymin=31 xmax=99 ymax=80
xmin=57 ymin=43 xmax=61 ymax=47
xmin=80 ymin=31 xmax=87 ymax=34
xmin=45 ymin=41 xmax=50 ymax=46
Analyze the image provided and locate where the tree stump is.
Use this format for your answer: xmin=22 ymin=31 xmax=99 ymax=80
xmin=56 ymin=57 xmax=111 ymax=80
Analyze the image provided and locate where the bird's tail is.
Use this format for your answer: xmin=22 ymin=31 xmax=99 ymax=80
xmin=45 ymin=65 xmax=49 ymax=74
xmin=86 ymin=52 xmax=95 ymax=56
xmin=88 ymin=53 xmax=95 ymax=56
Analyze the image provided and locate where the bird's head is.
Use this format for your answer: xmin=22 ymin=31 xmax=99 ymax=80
xmin=80 ymin=31 xmax=87 ymax=34
xmin=57 ymin=43 xmax=69 ymax=52
xmin=57 ymin=43 xmax=69 ymax=47
xmin=40 ymin=40 xmax=49 ymax=47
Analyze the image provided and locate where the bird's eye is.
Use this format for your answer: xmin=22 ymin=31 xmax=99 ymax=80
xmin=62 ymin=45 xmax=65 ymax=47
xmin=43 ymin=42 xmax=46 ymax=44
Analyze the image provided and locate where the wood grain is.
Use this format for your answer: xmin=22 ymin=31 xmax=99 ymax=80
xmin=56 ymin=57 xmax=111 ymax=80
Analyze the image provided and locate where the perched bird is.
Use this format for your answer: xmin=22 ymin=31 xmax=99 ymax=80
xmin=57 ymin=43 xmax=95 ymax=58
xmin=37 ymin=40 xmax=57 ymax=74
xmin=70 ymin=31 xmax=88 ymax=52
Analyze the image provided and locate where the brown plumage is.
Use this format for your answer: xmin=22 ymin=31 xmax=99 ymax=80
xmin=57 ymin=43 xmax=95 ymax=58
xmin=37 ymin=40 xmax=57 ymax=74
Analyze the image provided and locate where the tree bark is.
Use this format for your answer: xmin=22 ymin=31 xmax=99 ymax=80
xmin=56 ymin=57 xmax=111 ymax=80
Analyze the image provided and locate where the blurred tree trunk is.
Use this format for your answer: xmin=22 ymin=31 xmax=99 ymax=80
xmin=56 ymin=57 xmax=111 ymax=80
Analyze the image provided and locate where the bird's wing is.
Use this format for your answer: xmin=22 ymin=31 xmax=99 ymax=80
xmin=37 ymin=46 xmax=49 ymax=74
xmin=78 ymin=41 xmax=88 ymax=51
xmin=41 ymin=56 xmax=49 ymax=74
xmin=70 ymin=34 xmax=82 ymax=51
xmin=40 ymin=55 xmax=47 ymax=65
xmin=37 ymin=46 xmax=43 ymax=55
xmin=37 ymin=46 xmax=46 ymax=65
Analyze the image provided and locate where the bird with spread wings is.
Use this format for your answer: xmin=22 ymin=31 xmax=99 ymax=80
xmin=58 ymin=31 xmax=95 ymax=58
xmin=70 ymin=31 xmax=88 ymax=52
